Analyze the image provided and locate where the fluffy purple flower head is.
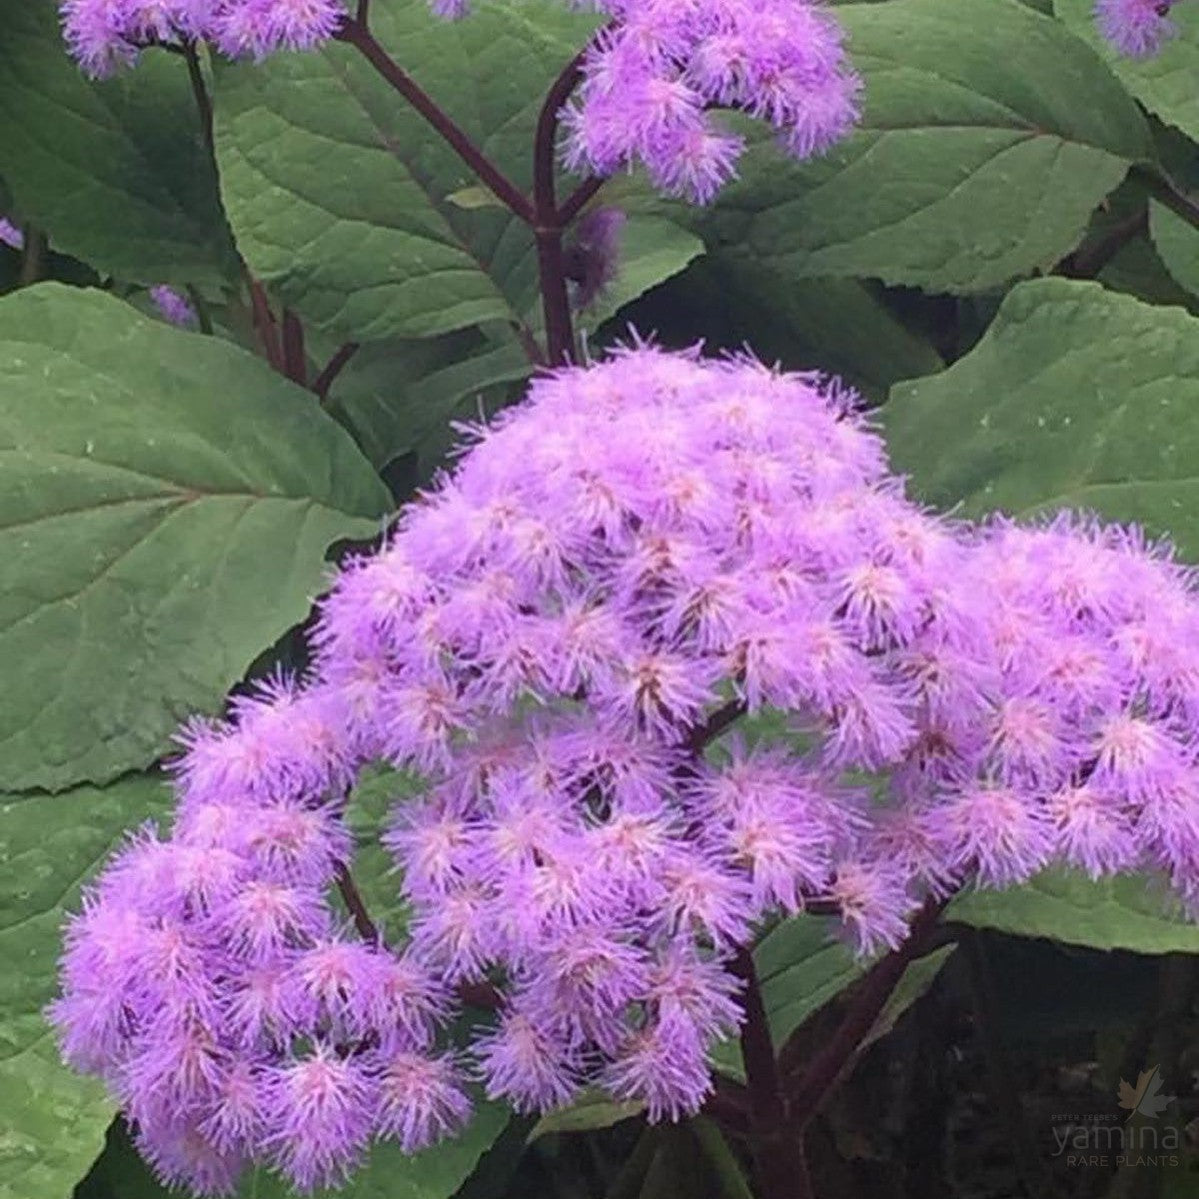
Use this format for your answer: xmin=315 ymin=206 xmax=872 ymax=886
xmin=562 ymin=0 xmax=861 ymax=202
xmin=1095 ymin=0 xmax=1179 ymax=55
xmin=150 ymin=284 xmax=199 ymax=327
xmin=60 ymin=0 xmax=347 ymax=75
xmin=51 ymin=346 xmax=1199 ymax=1195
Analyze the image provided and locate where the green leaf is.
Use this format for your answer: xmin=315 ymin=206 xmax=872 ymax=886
xmin=0 ymin=773 xmax=171 ymax=1199
xmin=637 ymin=1125 xmax=710 ymax=1199
xmin=529 ymin=1091 xmax=644 ymax=1140
xmin=949 ymin=868 xmax=1199 ymax=952
xmin=1150 ymin=199 xmax=1199 ymax=300
xmin=883 ymin=277 xmax=1199 ymax=558
xmin=0 ymin=284 xmax=391 ymax=792
xmin=342 ymin=765 xmax=423 ymax=941
xmin=1097 ymin=229 xmax=1199 ymax=313
xmin=749 ymin=916 xmax=864 ymax=1063
xmin=690 ymin=1119 xmax=754 ymax=1199
xmin=0 ymin=9 xmax=236 ymax=287
xmin=325 ymin=329 xmax=532 ymax=471
xmin=861 ymin=943 xmax=955 ymax=1050
xmin=75 ymin=1122 xmax=171 ymax=1199
xmin=237 ymin=1105 xmax=511 ymax=1199
xmin=688 ymin=0 xmax=1152 ymax=293
xmin=1055 ymin=0 xmax=1199 ymax=143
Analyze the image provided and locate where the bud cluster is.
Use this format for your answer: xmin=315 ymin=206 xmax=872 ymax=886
xmin=561 ymin=0 xmax=861 ymax=202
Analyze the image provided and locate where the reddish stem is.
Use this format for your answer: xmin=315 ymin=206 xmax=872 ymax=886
xmin=248 ymin=279 xmax=283 ymax=372
xmin=312 ymin=341 xmax=360 ymax=401
xmin=558 ymin=173 xmax=606 ymax=226
xmin=281 ymin=308 xmax=307 ymax=386
xmin=531 ymin=47 xmax=592 ymax=364
xmin=731 ymin=949 xmax=813 ymax=1199
xmin=335 ymin=863 xmax=380 ymax=944
xmin=686 ymin=698 xmax=747 ymax=754
xmin=335 ymin=19 xmax=534 ymax=225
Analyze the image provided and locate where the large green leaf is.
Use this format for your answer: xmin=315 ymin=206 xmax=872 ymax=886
xmin=884 ymin=277 xmax=1199 ymax=556
xmin=212 ymin=0 xmax=698 ymax=349
xmin=0 ymin=284 xmax=391 ymax=792
xmin=0 ymin=6 xmax=236 ymax=287
xmin=0 ymin=773 xmax=170 ymax=1199
xmin=1100 ymin=211 xmax=1199 ymax=314
xmin=689 ymin=0 xmax=1151 ymax=293
xmin=1055 ymin=0 xmax=1199 ymax=143
xmin=949 ymin=869 xmax=1199 ymax=952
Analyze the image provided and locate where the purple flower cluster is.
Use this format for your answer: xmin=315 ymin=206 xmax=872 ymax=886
xmin=563 ymin=0 xmax=861 ymax=202
xmin=52 ymin=346 xmax=1199 ymax=1195
xmin=60 ymin=0 xmax=345 ymax=76
xmin=60 ymin=0 xmax=859 ymax=204
xmin=1094 ymin=0 xmax=1181 ymax=56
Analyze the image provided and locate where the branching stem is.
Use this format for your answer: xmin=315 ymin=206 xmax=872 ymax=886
xmin=335 ymin=863 xmax=381 ymax=944
xmin=730 ymin=948 xmax=813 ymax=1199
xmin=312 ymin=342 xmax=360 ymax=401
xmin=1134 ymin=164 xmax=1199 ymax=233
xmin=532 ymin=48 xmax=591 ymax=363
xmin=181 ymin=39 xmax=214 ymax=157
xmin=783 ymin=894 xmax=948 ymax=1128
xmin=329 ymin=15 xmax=614 ymax=363
xmin=335 ymin=18 xmax=534 ymax=224
xmin=281 ymin=307 xmax=307 ymax=386
xmin=559 ymin=174 xmax=606 ymax=226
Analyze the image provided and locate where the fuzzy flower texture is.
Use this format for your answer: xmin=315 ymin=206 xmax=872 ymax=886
xmin=1095 ymin=0 xmax=1184 ymax=56
xmin=61 ymin=0 xmax=860 ymax=204
xmin=53 ymin=346 xmax=1199 ymax=1194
